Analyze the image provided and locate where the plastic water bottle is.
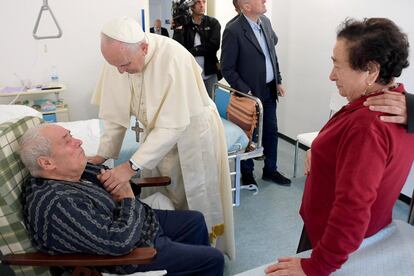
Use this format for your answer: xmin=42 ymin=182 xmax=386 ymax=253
xmin=50 ymin=66 xmax=59 ymax=87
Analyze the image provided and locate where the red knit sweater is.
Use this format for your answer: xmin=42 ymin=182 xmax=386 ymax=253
xmin=299 ymin=84 xmax=414 ymax=275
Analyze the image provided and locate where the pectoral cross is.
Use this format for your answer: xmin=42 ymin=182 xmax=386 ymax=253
xmin=131 ymin=120 xmax=144 ymax=143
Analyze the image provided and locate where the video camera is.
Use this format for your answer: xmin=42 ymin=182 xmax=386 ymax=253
xmin=171 ymin=0 xmax=195 ymax=28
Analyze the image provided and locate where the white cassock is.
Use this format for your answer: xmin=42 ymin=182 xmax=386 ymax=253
xmin=91 ymin=33 xmax=235 ymax=259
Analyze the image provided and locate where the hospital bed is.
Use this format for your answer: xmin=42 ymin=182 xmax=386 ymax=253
xmin=57 ymin=84 xmax=265 ymax=207
xmin=213 ymin=83 xmax=264 ymax=206
xmin=0 ymin=90 xmax=264 ymax=207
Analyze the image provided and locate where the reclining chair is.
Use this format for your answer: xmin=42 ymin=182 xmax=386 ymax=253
xmin=0 ymin=116 xmax=170 ymax=276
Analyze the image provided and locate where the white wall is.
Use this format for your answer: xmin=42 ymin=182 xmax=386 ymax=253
xmin=271 ymin=0 xmax=414 ymax=139
xmin=2 ymin=0 xmax=412 ymax=133
xmin=208 ymin=0 xmax=235 ymax=28
xmin=0 ymin=0 xmax=149 ymax=121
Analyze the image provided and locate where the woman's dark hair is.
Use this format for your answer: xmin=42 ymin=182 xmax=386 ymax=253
xmin=337 ymin=18 xmax=409 ymax=84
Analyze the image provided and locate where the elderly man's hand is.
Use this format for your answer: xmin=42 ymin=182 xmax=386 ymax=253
xmin=87 ymin=155 xmax=107 ymax=165
xmin=98 ymin=162 xmax=136 ymax=194
xmin=364 ymin=91 xmax=407 ymax=124
xmin=98 ymin=169 xmax=134 ymax=201
xmin=265 ymin=257 xmax=306 ymax=276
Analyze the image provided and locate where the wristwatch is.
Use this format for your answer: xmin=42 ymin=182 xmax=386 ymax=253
xmin=128 ymin=160 xmax=140 ymax=172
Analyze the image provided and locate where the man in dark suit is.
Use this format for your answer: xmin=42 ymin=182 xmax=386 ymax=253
xmin=150 ymin=19 xmax=169 ymax=37
xmin=221 ymin=0 xmax=291 ymax=186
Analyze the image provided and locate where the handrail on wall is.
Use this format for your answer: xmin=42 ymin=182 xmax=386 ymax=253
xmin=33 ymin=0 xmax=62 ymax=40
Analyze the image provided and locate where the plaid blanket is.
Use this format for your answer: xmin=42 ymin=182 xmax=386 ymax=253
xmin=0 ymin=116 xmax=50 ymax=276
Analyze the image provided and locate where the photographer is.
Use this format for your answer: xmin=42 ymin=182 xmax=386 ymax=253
xmin=173 ymin=0 xmax=221 ymax=98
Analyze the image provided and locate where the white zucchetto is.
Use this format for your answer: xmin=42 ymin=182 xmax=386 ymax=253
xmin=101 ymin=16 xmax=145 ymax=43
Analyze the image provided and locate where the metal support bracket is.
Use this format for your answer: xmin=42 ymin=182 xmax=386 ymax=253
xmin=33 ymin=0 xmax=62 ymax=40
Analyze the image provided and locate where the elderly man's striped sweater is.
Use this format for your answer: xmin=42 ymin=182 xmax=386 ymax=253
xmin=21 ymin=166 xmax=159 ymax=274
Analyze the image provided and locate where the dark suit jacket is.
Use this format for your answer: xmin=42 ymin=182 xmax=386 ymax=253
xmin=150 ymin=27 xmax=169 ymax=37
xmin=221 ymin=14 xmax=282 ymax=100
xmin=225 ymin=14 xmax=240 ymax=29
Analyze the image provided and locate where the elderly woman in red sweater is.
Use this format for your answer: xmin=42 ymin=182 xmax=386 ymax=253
xmin=266 ymin=18 xmax=414 ymax=276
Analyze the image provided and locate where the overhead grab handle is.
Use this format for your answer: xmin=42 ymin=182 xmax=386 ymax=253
xmin=33 ymin=0 xmax=62 ymax=40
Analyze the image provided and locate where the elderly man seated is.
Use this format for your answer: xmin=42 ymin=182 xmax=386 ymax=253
xmin=19 ymin=123 xmax=224 ymax=276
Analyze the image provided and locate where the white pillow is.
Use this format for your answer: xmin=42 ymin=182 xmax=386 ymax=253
xmin=0 ymin=105 xmax=42 ymax=124
xmin=56 ymin=119 xmax=101 ymax=157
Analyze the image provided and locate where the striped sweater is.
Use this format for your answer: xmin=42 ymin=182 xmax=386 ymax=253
xmin=22 ymin=165 xmax=159 ymax=273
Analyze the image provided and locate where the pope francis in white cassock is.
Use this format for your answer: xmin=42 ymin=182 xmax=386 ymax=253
xmin=90 ymin=17 xmax=235 ymax=259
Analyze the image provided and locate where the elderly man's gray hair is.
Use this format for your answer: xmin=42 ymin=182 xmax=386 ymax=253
xmin=19 ymin=124 xmax=52 ymax=177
